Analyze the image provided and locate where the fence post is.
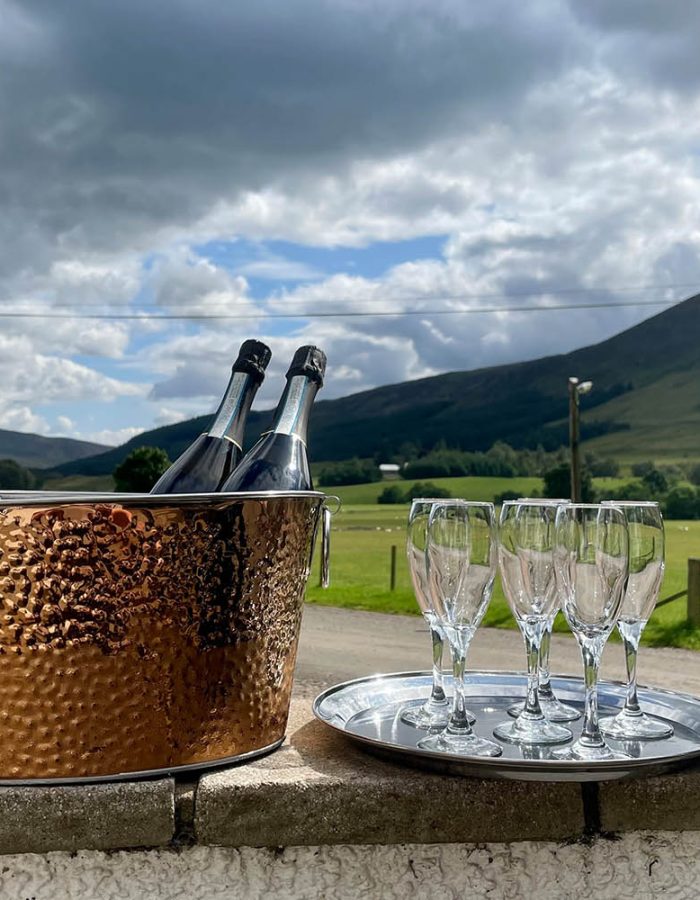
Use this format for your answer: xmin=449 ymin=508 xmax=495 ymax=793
xmin=688 ymin=559 xmax=700 ymax=627
xmin=390 ymin=545 xmax=397 ymax=591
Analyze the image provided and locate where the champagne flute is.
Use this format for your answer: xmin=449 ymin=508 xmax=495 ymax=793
xmin=400 ymin=499 xmax=452 ymax=729
xmin=599 ymin=501 xmax=672 ymax=740
xmin=554 ymin=503 xmax=629 ymax=761
xmin=493 ymin=501 xmax=573 ymax=746
xmin=418 ymin=501 xmax=501 ymax=757
xmin=507 ymin=499 xmax=580 ymax=723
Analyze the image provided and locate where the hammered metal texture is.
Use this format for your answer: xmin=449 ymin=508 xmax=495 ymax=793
xmin=0 ymin=495 xmax=322 ymax=779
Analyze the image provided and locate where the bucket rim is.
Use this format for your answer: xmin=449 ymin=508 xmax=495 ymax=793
xmin=0 ymin=489 xmax=327 ymax=508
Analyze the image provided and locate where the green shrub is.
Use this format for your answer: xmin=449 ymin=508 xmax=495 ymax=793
xmin=642 ymin=467 xmax=669 ymax=497
xmin=0 ymin=459 xmax=36 ymax=490
xmin=404 ymin=482 xmax=452 ymax=501
xmin=543 ymin=463 xmax=595 ymax=502
xmin=319 ymin=458 xmax=381 ymax=486
xmin=113 ymin=446 xmax=171 ymax=492
xmin=584 ymin=452 xmax=620 ymax=477
xmin=664 ymin=485 xmax=700 ymax=519
xmin=377 ymin=485 xmax=406 ymax=504
xmin=376 ymin=481 xmax=452 ymax=504
xmin=494 ymin=490 xmax=521 ymax=504
xmin=604 ymin=479 xmax=648 ymax=501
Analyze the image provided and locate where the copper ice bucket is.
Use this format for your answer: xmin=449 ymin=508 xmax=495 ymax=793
xmin=0 ymin=490 xmax=326 ymax=782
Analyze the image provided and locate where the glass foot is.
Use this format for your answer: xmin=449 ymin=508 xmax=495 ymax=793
xmin=617 ymin=739 xmax=644 ymax=759
xmin=418 ymin=730 xmax=502 ymax=757
xmin=508 ymin=695 xmax=581 ymax=723
xmin=400 ymin=698 xmax=453 ymax=731
xmin=600 ymin=710 xmax=674 ymax=741
xmin=493 ymin=715 xmax=572 ymax=746
xmin=554 ymin=739 xmax=629 ymax=762
xmin=520 ymin=744 xmax=555 ymax=762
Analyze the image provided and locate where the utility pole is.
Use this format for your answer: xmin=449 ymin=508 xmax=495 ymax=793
xmin=568 ymin=377 xmax=593 ymax=502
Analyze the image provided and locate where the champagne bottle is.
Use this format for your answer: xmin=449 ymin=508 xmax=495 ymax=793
xmin=151 ymin=339 xmax=272 ymax=493
xmin=221 ymin=345 xmax=326 ymax=492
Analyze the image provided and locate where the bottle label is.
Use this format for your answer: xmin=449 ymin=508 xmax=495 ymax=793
xmin=209 ymin=372 xmax=250 ymax=439
xmin=274 ymin=376 xmax=308 ymax=436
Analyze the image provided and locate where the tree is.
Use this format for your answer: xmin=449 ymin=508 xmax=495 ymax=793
xmin=584 ymin=451 xmax=620 ymax=478
xmin=0 ymin=459 xmax=36 ymax=490
xmin=318 ymin=458 xmax=380 ymax=486
xmin=607 ymin=480 xmax=648 ymax=502
xmin=641 ymin=467 xmax=668 ymax=497
xmin=542 ymin=463 xmax=595 ymax=502
xmin=397 ymin=442 xmax=421 ymax=463
xmin=404 ymin=482 xmax=451 ymax=502
xmin=377 ymin=485 xmax=406 ymax=505
xmin=687 ymin=463 xmax=700 ymax=487
xmin=113 ymin=446 xmax=171 ymax=492
xmin=494 ymin=490 xmax=521 ymax=504
xmin=664 ymin=485 xmax=700 ymax=520
xmin=631 ymin=461 xmax=655 ymax=478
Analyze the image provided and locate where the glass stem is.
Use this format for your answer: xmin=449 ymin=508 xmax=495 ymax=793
xmin=429 ymin=625 xmax=447 ymax=704
xmin=579 ymin=637 xmax=605 ymax=747
xmin=521 ymin=620 xmax=546 ymax=720
xmin=618 ymin=620 xmax=644 ymax=717
xmin=446 ymin=633 xmax=473 ymax=736
xmin=537 ymin=618 xmax=555 ymax=700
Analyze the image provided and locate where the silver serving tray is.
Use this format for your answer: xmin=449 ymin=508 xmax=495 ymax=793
xmin=313 ymin=671 xmax=700 ymax=782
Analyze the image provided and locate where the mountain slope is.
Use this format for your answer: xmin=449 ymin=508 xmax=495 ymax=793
xmin=47 ymin=415 xmax=215 ymax=478
xmin=52 ymin=293 xmax=700 ymax=475
xmin=0 ymin=430 xmax=110 ymax=469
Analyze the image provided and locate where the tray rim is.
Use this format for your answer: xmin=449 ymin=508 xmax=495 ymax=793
xmin=312 ymin=670 xmax=700 ymax=779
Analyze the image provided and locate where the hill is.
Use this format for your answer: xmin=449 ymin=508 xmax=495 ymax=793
xmin=45 ymin=414 xmax=217 ymax=478
xmin=51 ymin=293 xmax=700 ymax=476
xmin=0 ymin=430 xmax=110 ymax=469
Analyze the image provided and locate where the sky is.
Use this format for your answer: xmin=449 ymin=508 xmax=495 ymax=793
xmin=2 ymin=0 xmax=700 ymax=446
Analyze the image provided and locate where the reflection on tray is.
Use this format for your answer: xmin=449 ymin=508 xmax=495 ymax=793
xmin=314 ymin=672 xmax=700 ymax=780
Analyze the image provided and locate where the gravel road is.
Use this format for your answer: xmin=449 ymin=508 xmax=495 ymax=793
xmin=294 ymin=603 xmax=700 ymax=699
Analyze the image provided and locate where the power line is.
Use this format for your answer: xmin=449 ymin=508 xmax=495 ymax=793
xmin=0 ymin=297 xmax=683 ymax=320
xmin=4 ymin=279 xmax=700 ymax=311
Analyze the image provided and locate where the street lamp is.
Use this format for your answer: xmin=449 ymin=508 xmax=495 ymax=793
xmin=568 ymin=377 xmax=593 ymax=502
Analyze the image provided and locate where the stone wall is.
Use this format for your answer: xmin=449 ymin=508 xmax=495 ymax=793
xmin=0 ymin=699 xmax=698 ymax=899
xmin=1 ymin=834 xmax=699 ymax=900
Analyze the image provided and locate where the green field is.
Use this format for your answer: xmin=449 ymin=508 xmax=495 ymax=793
xmin=307 ymin=480 xmax=700 ymax=651
xmin=42 ymin=474 xmax=116 ymax=492
xmin=324 ymin=475 xmax=634 ymax=506
xmin=36 ymin=473 xmax=700 ymax=650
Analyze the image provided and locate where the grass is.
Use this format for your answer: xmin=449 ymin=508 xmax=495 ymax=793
xmin=306 ymin=496 xmax=700 ymax=651
xmin=32 ymin=472 xmax=700 ymax=650
xmin=42 ymin=474 xmax=116 ymax=492
xmin=584 ymin=366 xmax=700 ymax=462
xmin=325 ymin=475 xmax=544 ymax=505
xmin=323 ymin=475 xmax=634 ymax=506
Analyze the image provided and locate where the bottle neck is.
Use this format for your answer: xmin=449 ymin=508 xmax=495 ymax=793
xmin=208 ymin=370 xmax=259 ymax=447
xmin=269 ymin=374 xmax=319 ymax=441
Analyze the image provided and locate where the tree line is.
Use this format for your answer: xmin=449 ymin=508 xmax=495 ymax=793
xmin=1 ymin=440 xmax=699 ymax=519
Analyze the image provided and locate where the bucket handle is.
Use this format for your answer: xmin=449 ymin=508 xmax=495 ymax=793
xmin=320 ymin=495 xmax=341 ymax=589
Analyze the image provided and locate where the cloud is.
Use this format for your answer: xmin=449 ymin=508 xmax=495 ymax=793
xmin=80 ymin=426 xmax=144 ymax=447
xmin=0 ymin=406 xmax=51 ymax=436
xmin=149 ymin=248 xmax=254 ymax=315
xmin=0 ymin=0 xmax=579 ymax=279
xmin=0 ymin=331 xmax=145 ymax=436
xmin=233 ymin=254 xmax=322 ymax=282
xmin=55 ymin=415 xmax=74 ymax=433
xmin=1 ymin=1 xmax=700 ymax=438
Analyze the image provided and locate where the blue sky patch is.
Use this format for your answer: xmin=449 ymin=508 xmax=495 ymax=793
xmin=196 ymin=235 xmax=447 ymax=298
